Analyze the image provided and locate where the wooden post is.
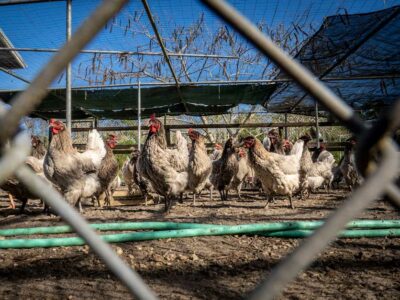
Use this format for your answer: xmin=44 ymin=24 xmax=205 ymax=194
xmin=284 ymin=113 xmax=288 ymax=139
xmin=278 ymin=126 xmax=283 ymax=138
xmin=164 ymin=115 xmax=171 ymax=146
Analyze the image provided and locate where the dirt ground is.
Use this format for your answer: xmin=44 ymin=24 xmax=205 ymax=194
xmin=0 ymin=188 xmax=399 ymax=300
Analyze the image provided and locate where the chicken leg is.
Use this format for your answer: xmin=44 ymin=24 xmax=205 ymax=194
xmin=179 ymin=192 xmax=184 ymax=204
xmin=219 ymin=189 xmax=227 ymax=201
xmin=236 ymin=182 xmax=243 ymax=200
xmin=164 ymin=196 xmax=173 ymax=213
xmin=288 ymin=195 xmax=295 ymax=209
xmin=19 ymin=198 xmax=28 ymax=214
xmin=8 ymin=193 xmax=15 ymax=209
xmin=264 ymin=194 xmax=274 ymax=209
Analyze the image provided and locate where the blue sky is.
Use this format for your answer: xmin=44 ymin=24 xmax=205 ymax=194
xmin=0 ymin=0 xmax=399 ymax=90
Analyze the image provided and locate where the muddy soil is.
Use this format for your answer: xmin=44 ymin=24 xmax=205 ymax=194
xmin=0 ymin=189 xmax=399 ymax=299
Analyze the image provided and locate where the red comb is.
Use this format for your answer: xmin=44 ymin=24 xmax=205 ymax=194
xmin=150 ymin=113 xmax=156 ymax=121
xmin=188 ymin=128 xmax=193 ymax=133
xmin=49 ymin=118 xmax=55 ymax=124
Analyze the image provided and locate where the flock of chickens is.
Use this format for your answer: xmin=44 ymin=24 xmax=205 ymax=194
xmin=1 ymin=115 xmax=361 ymax=214
xmin=122 ymin=115 xmax=361 ymax=212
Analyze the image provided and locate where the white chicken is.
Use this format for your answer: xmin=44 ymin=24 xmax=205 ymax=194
xmin=170 ymin=130 xmax=189 ymax=171
xmin=122 ymin=156 xmax=136 ymax=196
xmin=339 ymin=137 xmax=361 ymax=190
xmin=138 ymin=115 xmax=188 ymax=212
xmin=228 ymin=148 xmax=253 ymax=199
xmin=187 ymin=129 xmax=212 ymax=205
xmin=241 ymin=136 xmax=304 ymax=208
xmin=1 ymin=135 xmax=52 ymax=213
xmin=44 ymin=119 xmax=106 ymax=212
xmin=125 ymin=149 xmax=160 ymax=205
xmin=298 ymin=135 xmax=335 ymax=196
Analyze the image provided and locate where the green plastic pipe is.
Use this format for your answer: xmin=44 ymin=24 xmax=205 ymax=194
xmin=265 ymin=229 xmax=400 ymax=238
xmin=1 ymin=226 xmax=400 ymax=249
xmin=0 ymin=222 xmax=217 ymax=237
xmin=1 ymin=220 xmax=400 ymax=237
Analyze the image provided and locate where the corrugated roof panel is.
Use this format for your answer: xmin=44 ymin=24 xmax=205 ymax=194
xmin=0 ymin=28 xmax=25 ymax=69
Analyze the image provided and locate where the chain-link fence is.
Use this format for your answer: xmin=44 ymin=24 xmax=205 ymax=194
xmin=0 ymin=1 xmax=399 ymax=299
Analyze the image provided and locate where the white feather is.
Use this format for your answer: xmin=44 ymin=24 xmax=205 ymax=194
xmin=79 ymin=129 xmax=107 ymax=168
xmin=308 ymin=176 xmax=325 ymax=191
xmin=262 ymin=136 xmax=271 ymax=151
xmin=81 ymin=173 xmax=102 ymax=198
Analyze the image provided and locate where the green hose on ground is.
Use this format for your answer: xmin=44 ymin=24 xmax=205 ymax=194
xmin=1 ymin=219 xmax=400 ymax=237
xmin=0 ymin=223 xmax=400 ymax=249
xmin=0 ymin=222 xmax=217 ymax=236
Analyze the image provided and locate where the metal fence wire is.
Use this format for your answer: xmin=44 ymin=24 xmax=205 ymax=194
xmin=0 ymin=0 xmax=398 ymax=299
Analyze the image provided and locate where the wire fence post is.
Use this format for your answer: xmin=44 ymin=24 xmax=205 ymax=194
xmin=66 ymin=0 xmax=72 ymax=133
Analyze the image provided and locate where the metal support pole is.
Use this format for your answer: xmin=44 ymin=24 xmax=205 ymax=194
xmin=284 ymin=113 xmax=288 ymax=139
xmin=141 ymin=0 xmax=189 ymax=114
xmin=0 ymin=67 xmax=30 ymax=84
xmin=66 ymin=0 xmax=72 ymax=133
xmin=71 ymin=121 xmax=340 ymax=132
xmin=137 ymin=80 xmax=141 ymax=151
xmin=0 ymin=47 xmax=238 ymax=59
xmin=0 ymin=0 xmax=62 ymax=5
xmin=315 ymin=101 xmax=320 ymax=148
xmin=164 ymin=114 xmax=171 ymax=146
xmin=3 ymin=74 xmax=398 ymax=92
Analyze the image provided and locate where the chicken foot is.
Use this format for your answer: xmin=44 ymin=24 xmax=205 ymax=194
xmin=218 ymin=189 xmax=229 ymax=201
xmin=19 ymin=198 xmax=28 ymax=214
xmin=104 ymin=189 xmax=114 ymax=207
xmin=264 ymin=194 xmax=275 ymax=209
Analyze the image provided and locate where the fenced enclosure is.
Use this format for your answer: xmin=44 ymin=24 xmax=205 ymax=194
xmin=0 ymin=0 xmax=399 ymax=299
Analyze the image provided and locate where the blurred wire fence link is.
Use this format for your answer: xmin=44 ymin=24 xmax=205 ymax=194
xmin=0 ymin=0 xmax=398 ymax=299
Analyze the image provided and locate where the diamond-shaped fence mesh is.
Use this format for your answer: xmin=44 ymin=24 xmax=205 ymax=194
xmin=0 ymin=1 xmax=399 ymax=300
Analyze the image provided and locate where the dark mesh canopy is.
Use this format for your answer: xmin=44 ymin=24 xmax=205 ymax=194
xmin=267 ymin=6 xmax=400 ymax=116
xmin=0 ymin=84 xmax=277 ymax=119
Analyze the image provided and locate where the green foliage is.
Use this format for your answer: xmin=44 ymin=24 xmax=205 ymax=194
xmin=115 ymin=154 xmax=129 ymax=170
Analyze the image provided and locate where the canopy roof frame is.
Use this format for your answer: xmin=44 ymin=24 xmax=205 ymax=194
xmin=0 ymin=1 xmax=399 ymax=119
